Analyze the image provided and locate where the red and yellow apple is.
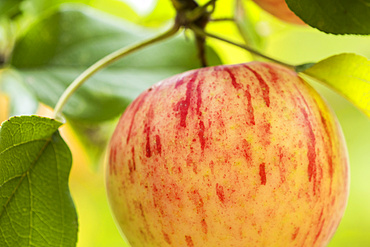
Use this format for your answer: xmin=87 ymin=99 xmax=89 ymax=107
xmin=252 ymin=0 xmax=305 ymax=25
xmin=106 ymin=61 xmax=349 ymax=246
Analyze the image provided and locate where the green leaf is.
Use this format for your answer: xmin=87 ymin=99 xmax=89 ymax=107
xmin=25 ymin=0 xmax=92 ymax=15
xmin=301 ymin=53 xmax=370 ymax=118
xmin=285 ymin=0 xmax=370 ymax=35
xmin=0 ymin=116 xmax=78 ymax=247
xmin=234 ymin=0 xmax=263 ymax=50
xmin=10 ymin=5 xmax=222 ymax=122
xmin=22 ymin=0 xmax=139 ymax=23
xmin=89 ymin=0 xmax=140 ymax=22
xmin=0 ymin=69 xmax=38 ymax=117
xmin=0 ymin=0 xmax=23 ymax=18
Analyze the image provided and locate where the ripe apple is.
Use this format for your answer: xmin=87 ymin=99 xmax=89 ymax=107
xmin=252 ymin=0 xmax=305 ymax=25
xmin=106 ymin=61 xmax=349 ymax=246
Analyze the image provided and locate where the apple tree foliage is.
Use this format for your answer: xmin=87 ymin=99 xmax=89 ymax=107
xmin=0 ymin=0 xmax=369 ymax=246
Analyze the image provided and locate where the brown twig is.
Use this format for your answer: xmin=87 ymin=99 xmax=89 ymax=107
xmin=189 ymin=24 xmax=296 ymax=70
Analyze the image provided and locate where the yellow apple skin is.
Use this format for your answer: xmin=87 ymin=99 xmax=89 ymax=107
xmin=252 ymin=0 xmax=305 ymax=25
xmin=106 ymin=62 xmax=349 ymax=247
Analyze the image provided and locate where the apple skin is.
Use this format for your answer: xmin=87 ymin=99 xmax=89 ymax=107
xmin=106 ymin=61 xmax=349 ymax=247
xmin=252 ymin=0 xmax=305 ymax=25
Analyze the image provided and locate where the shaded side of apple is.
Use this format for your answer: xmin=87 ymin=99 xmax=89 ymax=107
xmin=252 ymin=0 xmax=305 ymax=25
xmin=106 ymin=62 xmax=349 ymax=247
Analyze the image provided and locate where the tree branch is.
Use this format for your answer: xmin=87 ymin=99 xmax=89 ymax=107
xmin=189 ymin=24 xmax=296 ymax=70
xmin=170 ymin=0 xmax=198 ymax=11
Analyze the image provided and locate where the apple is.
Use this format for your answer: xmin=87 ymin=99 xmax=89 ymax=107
xmin=106 ymin=61 xmax=349 ymax=246
xmin=252 ymin=0 xmax=305 ymax=25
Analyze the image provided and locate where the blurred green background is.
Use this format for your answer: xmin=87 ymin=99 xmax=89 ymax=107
xmin=1 ymin=0 xmax=369 ymax=246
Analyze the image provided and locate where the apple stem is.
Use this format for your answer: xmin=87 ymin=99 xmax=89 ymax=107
xmin=209 ymin=18 xmax=235 ymax=22
xmin=189 ymin=24 xmax=296 ymax=70
xmin=52 ymin=23 xmax=180 ymax=121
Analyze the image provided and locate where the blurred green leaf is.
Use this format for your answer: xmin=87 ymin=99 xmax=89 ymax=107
xmin=24 ymin=0 xmax=139 ymax=21
xmin=234 ymin=0 xmax=263 ymax=50
xmin=10 ymin=5 xmax=222 ymax=122
xmin=0 ymin=69 xmax=38 ymax=116
xmin=286 ymin=0 xmax=370 ymax=35
xmin=25 ymin=0 xmax=92 ymax=15
xmin=141 ymin=0 xmax=175 ymax=27
xmin=89 ymin=0 xmax=139 ymax=22
xmin=301 ymin=53 xmax=370 ymax=118
xmin=0 ymin=116 xmax=77 ymax=247
xmin=0 ymin=0 xmax=23 ymax=18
